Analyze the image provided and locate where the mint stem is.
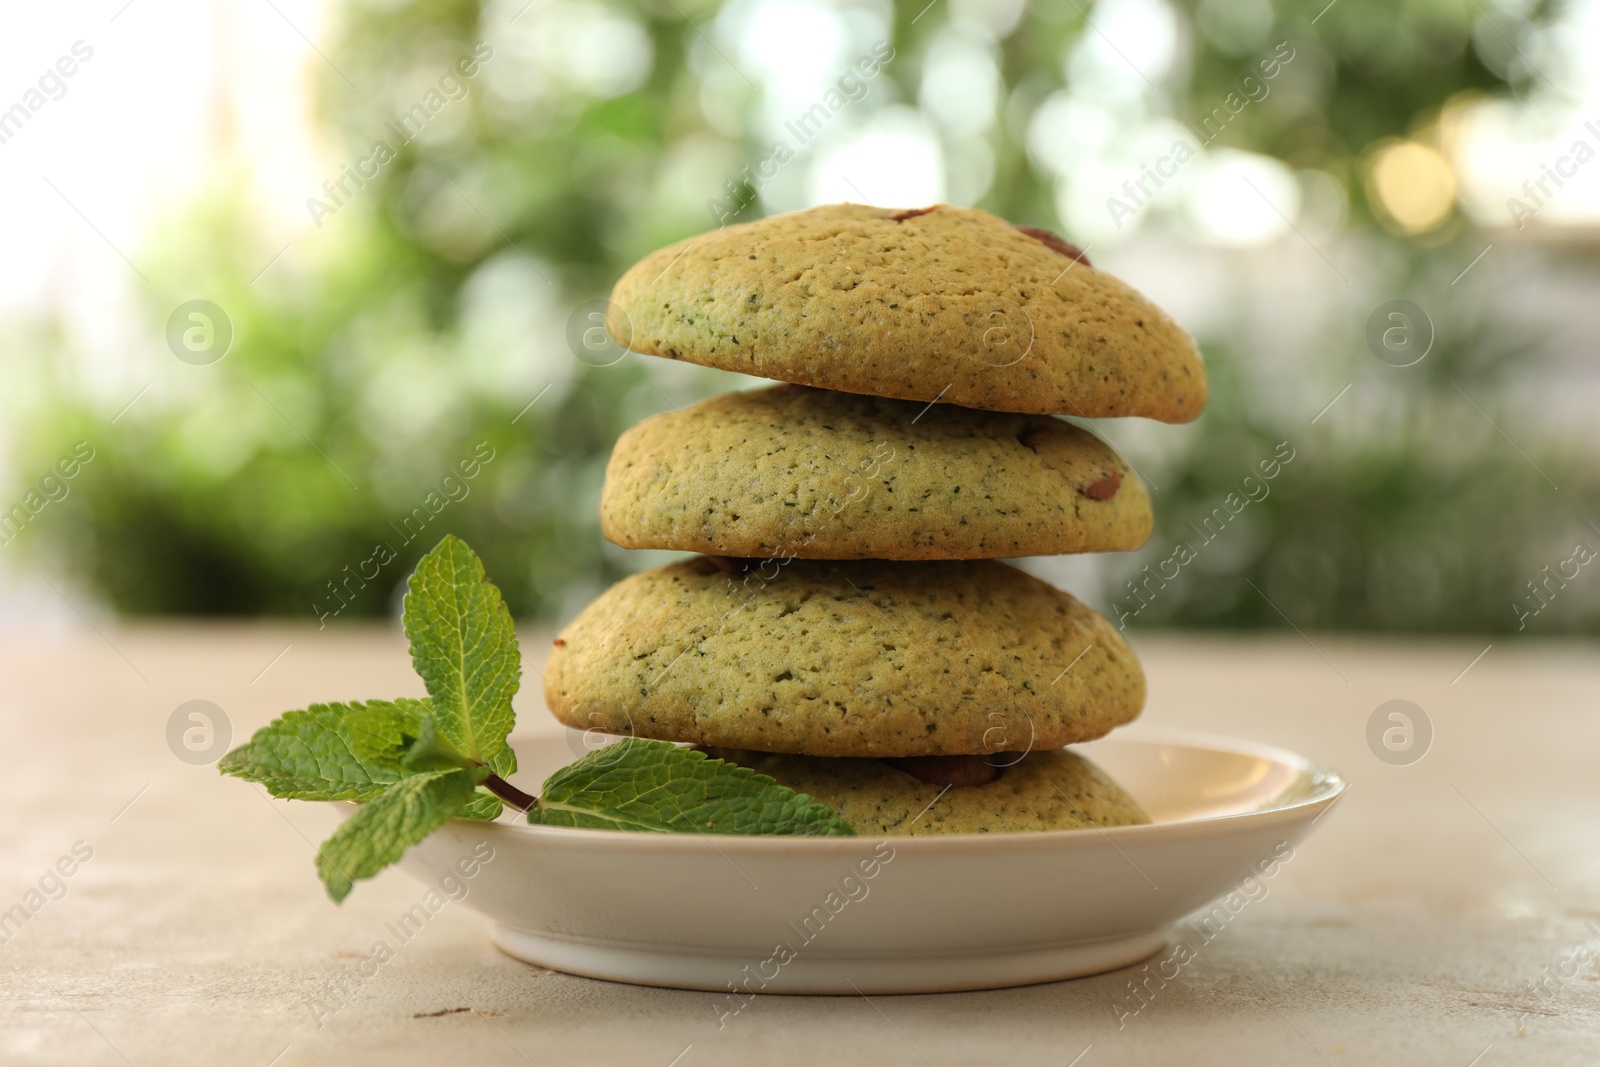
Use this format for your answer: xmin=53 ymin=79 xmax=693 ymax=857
xmin=482 ymin=772 xmax=536 ymax=812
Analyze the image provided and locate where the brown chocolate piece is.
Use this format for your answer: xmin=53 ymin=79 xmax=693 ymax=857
xmin=1079 ymin=469 xmax=1122 ymax=501
xmin=1015 ymin=225 xmax=1091 ymax=266
xmin=887 ymin=755 xmax=1003 ymax=788
xmin=888 ymin=207 xmax=937 ymax=222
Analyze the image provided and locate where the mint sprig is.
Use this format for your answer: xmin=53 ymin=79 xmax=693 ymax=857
xmin=220 ymin=535 xmax=854 ymax=902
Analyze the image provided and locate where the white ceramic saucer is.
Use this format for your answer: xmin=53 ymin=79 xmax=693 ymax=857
xmin=392 ymin=729 xmax=1343 ymax=994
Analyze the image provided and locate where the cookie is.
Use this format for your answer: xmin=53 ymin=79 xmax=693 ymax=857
xmin=607 ymin=203 xmax=1206 ymax=421
xmin=600 ymin=384 xmax=1152 ymax=560
xmin=543 ymin=557 xmax=1145 ymax=757
xmin=707 ymin=747 xmax=1151 ymax=835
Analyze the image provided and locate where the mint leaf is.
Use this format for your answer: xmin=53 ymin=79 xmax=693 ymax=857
xmin=220 ymin=701 xmax=417 ymax=800
xmin=403 ymin=535 xmax=519 ymax=779
xmin=527 ymin=739 xmax=853 ymax=836
xmin=400 ymin=712 xmax=477 ymax=773
xmin=316 ymin=768 xmax=479 ymax=902
xmin=457 ymin=793 xmax=504 ymax=821
xmin=344 ymin=697 xmax=430 ymax=765
xmin=385 ymin=710 xmax=503 ymax=818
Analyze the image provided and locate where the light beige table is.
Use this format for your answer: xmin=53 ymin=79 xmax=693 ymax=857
xmin=3 ymin=624 xmax=1597 ymax=1065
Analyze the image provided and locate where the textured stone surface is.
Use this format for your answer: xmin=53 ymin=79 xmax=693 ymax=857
xmin=600 ymin=385 xmax=1153 ymax=560
xmin=607 ymin=203 xmax=1207 ymax=421
xmin=6 ymin=625 xmax=1598 ymax=1065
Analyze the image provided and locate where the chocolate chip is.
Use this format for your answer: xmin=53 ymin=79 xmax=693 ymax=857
xmin=1079 ymin=470 xmax=1122 ymax=501
xmin=887 ymin=755 xmax=1003 ymax=788
xmin=552 ymin=638 xmax=567 ymax=647
xmin=888 ymin=207 xmax=937 ymax=222
xmin=1015 ymin=225 xmax=1092 ymax=267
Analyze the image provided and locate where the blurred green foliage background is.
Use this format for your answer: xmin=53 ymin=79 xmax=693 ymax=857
xmin=10 ymin=0 xmax=1598 ymax=635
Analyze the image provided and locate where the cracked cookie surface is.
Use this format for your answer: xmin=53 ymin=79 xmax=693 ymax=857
xmin=544 ymin=557 xmax=1145 ymax=757
xmin=607 ymin=203 xmax=1206 ymax=421
xmin=600 ymin=384 xmax=1152 ymax=559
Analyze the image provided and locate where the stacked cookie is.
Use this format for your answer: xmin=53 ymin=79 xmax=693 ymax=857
xmin=545 ymin=204 xmax=1206 ymax=835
